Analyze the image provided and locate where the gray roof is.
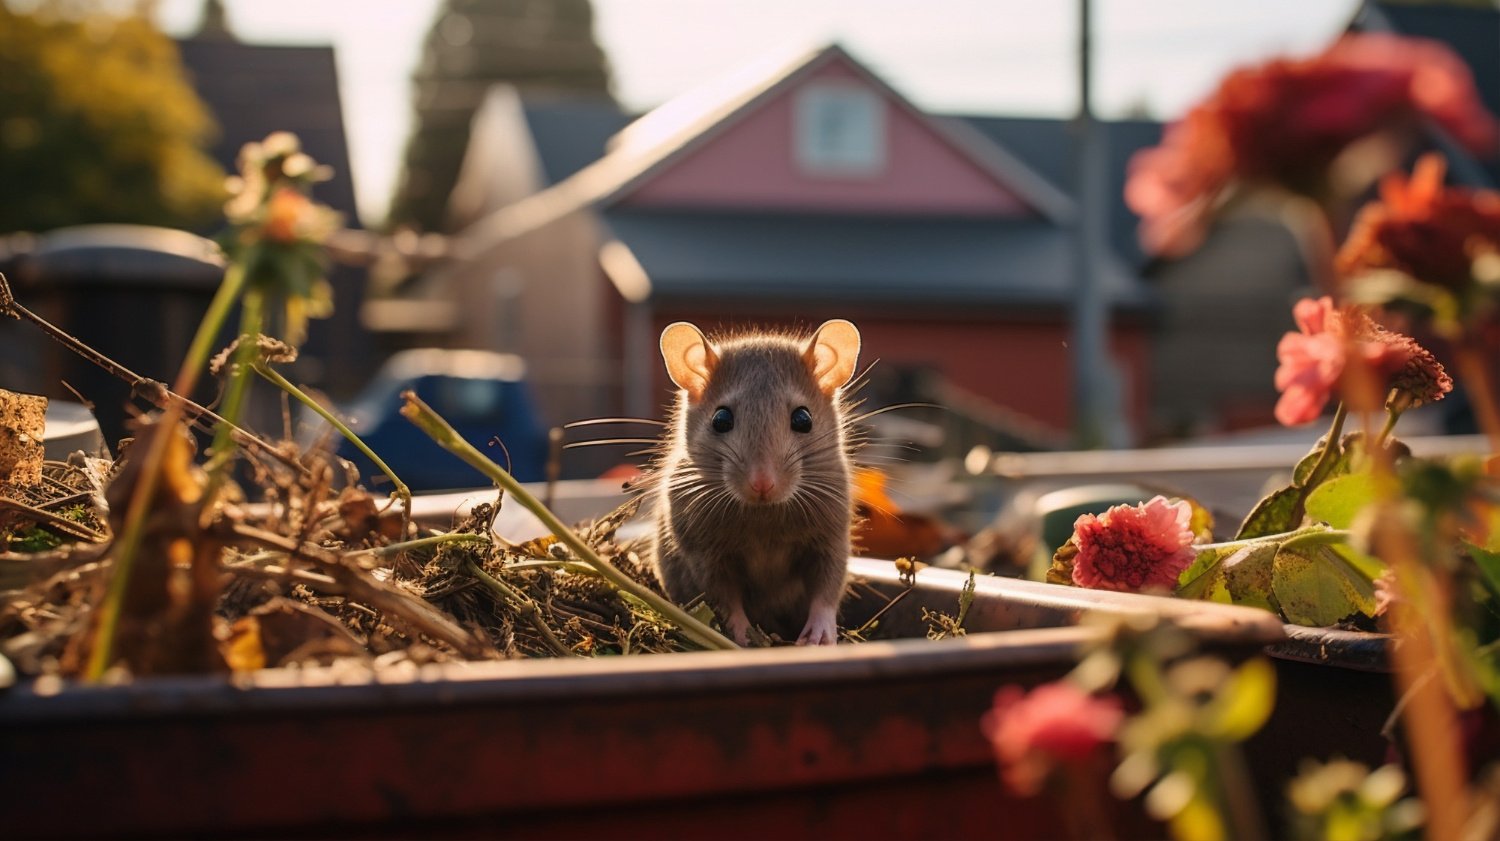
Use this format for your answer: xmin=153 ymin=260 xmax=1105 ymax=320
xmin=521 ymin=96 xmax=630 ymax=186
xmin=511 ymin=98 xmax=1166 ymax=266
xmin=176 ymin=38 xmax=361 ymax=227
xmin=961 ymin=116 xmax=1162 ymax=265
xmin=602 ymin=209 xmax=1154 ymax=310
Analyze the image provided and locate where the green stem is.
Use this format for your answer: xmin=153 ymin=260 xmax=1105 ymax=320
xmin=1278 ymin=402 xmax=1349 ymax=532
xmin=201 ymin=291 xmax=264 ymax=507
xmin=464 ymin=558 xmax=576 ymax=657
xmin=1375 ymin=407 xmax=1402 ymax=449
xmin=84 ymin=424 xmax=174 ymax=679
xmin=1303 ymin=402 xmax=1348 ymax=489
xmin=1195 ymin=525 xmax=1333 ymax=552
xmin=173 ymin=262 xmax=248 ymax=396
xmin=86 ymin=264 xmax=251 ymax=680
xmin=345 ymin=531 xmax=487 ymax=562
xmin=252 ymin=360 xmax=412 ymax=528
xmin=400 ymin=392 xmax=737 ymax=651
xmin=1278 ymin=529 xmax=1354 ymax=553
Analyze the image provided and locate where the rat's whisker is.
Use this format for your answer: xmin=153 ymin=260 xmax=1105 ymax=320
xmin=563 ymin=437 xmax=660 ymax=449
xmin=564 ymin=417 xmax=666 ymax=429
xmin=846 ymin=402 xmax=944 ymax=424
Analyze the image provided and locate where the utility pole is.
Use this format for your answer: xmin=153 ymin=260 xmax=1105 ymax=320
xmin=1070 ymin=0 xmax=1128 ymax=448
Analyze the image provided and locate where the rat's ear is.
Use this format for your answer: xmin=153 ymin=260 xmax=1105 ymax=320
xmin=802 ymin=319 xmax=861 ymax=395
xmin=660 ymin=322 xmax=719 ymax=401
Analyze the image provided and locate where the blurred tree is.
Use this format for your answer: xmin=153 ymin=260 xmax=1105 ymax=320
xmin=0 ymin=1 xmax=226 ymax=234
xmin=387 ymin=0 xmax=613 ymax=232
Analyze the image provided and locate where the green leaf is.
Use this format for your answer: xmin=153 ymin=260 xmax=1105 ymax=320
xmin=1237 ymin=486 xmax=1303 ymax=540
xmin=1304 ymin=473 xmax=1386 ymax=529
xmin=1273 ymin=544 xmax=1378 ymax=626
xmin=1221 ymin=543 xmax=1277 ymax=611
xmin=1177 ymin=546 xmax=1230 ymax=602
xmin=1329 ymin=543 xmax=1384 ymax=582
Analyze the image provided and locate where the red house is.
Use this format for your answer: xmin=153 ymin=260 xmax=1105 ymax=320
xmin=408 ymin=44 xmax=1155 ymax=439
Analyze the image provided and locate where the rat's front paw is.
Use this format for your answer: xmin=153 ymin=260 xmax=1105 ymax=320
xmin=796 ymin=609 xmax=838 ymax=646
xmin=725 ymin=607 xmax=751 ymax=647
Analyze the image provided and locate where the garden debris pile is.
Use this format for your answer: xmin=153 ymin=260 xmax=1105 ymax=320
xmin=0 ymin=419 xmax=726 ymax=677
xmin=0 ymin=411 xmax=944 ymax=679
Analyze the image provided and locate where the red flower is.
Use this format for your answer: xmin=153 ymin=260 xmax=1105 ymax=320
xmin=1274 ymin=296 xmax=1449 ymax=425
xmin=1127 ymin=34 xmax=1498 ymax=258
xmin=1338 ymin=153 xmax=1500 ymax=293
xmin=1071 ymin=496 xmax=1196 ymax=593
xmin=980 ymin=682 xmax=1123 ymax=796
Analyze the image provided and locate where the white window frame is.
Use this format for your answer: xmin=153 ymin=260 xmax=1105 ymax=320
xmin=792 ymin=83 xmax=886 ymax=178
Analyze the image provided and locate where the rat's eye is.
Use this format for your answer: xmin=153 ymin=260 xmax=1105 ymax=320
xmin=790 ymin=406 xmax=813 ymax=434
xmin=711 ymin=407 xmax=734 ymax=433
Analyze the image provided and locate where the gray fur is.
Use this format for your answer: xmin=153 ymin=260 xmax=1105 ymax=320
xmin=650 ymin=329 xmax=854 ymax=642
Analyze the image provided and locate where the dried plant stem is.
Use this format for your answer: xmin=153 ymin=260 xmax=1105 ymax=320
xmin=462 ymin=559 xmax=576 ymax=658
xmin=252 ymin=359 xmax=411 ymax=530
xmin=85 ymin=422 xmax=181 ymax=678
xmin=502 ymin=559 xmax=596 ymax=574
xmin=224 ymin=522 xmax=485 ymax=656
xmin=399 ymin=392 xmax=737 ymax=651
xmin=224 ymin=559 xmax=338 ymax=589
xmin=0 ymin=272 xmax=301 ymax=474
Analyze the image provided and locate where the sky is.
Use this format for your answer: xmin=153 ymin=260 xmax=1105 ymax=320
xmin=152 ymin=0 xmax=1362 ymax=225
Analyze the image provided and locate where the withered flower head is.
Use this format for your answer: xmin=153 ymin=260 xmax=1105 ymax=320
xmin=1339 ymin=153 xmax=1500 ymax=300
xmin=1127 ymin=34 xmax=1497 ymax=258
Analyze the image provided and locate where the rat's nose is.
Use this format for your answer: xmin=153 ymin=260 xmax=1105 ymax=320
xmin=748 ymin=472 xmax=776 ymax=500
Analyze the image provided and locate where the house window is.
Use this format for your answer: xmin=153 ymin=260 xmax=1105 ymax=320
xmin=793 ymin=84 xmax=885 ymax=177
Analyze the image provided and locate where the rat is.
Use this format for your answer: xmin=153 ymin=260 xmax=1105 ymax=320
xmin=650 ymin=319 xmax=862 ymax=647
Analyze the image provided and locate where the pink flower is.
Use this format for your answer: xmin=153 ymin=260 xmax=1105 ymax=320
xmin=1071 ymin=496 xmax=1196 ymax=592
xmin=980 ymin=682 xmax=1123 ymax=796
xmin=1275 ymin=298 xmax=1354 ymax=426
xmin=1273 ymin=296 xmax=1443 ymax=425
